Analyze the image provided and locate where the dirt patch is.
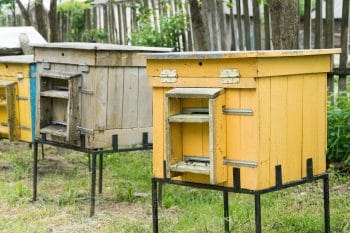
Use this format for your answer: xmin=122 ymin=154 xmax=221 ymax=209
xmin=38 ymin=155 xmax=76 ymax=176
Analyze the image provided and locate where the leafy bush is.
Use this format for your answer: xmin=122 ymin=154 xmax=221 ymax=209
xmin=130 ymin=3 xmax=187 ymax=51
xmin=327 ymin=93 xmax=350 ymax=168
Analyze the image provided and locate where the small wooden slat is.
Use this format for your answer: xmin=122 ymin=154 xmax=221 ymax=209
xmin=315 ymin=0 xmax=322 ymax=49
xmin=210 ymin=0 xmax=219 ymax=50
xmin=40 ymin=124 xmax=67 ymax=137
xmin=236 ymin=0 xmax=244 ymax=50
xmin=170 ymin=161 xmax=210 ymax=175
xmin=229 ymin=2 xmax=236 ymax=51
xmin=339 ymin=0 xmax=349 ymax=91
xmin=165 ymin=88 xmax=223 ymax=99
xmin=325 ymin=0 xmax=334 ymax=48
xmin=217 ymin=0 xmax=227 ymax=50
xmin=5 ymin=83 xmax=20 ymax=141
xmin=243 ymin=0 xmax=251 ymax=50
xmin=121 ymin=67 xmax=139 ymax=128
xmin=106 ymin=67 xmax=124 ymax=129
xmin=303 ymin=0 xmax=311 ymax=49
xmin=168 ymin=114 xmax=209 ymax=123
xmin=40 ymin=90 xmax=68 ymax=99
xmin=40 ymin=71 xmax=81 ymax=80
xmin=93 ymin=67 xmax=108 ymax=130
xmin=264 ymin=4 xmax=271 ymax=50
xmin=137 ymin=68 xmax=153 ymax=127
xmin=252 ymin=0 xmax=261 ymax=50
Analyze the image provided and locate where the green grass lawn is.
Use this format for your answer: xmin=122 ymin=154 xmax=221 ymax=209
xmin=0 ymin=140 xmax=349 ymax=233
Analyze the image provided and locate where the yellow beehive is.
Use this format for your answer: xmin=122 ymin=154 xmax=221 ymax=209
xmin=0 ymin=55 xmax=36 ymax=142
xmin=147 ymin=49 xmax=340 ymax=191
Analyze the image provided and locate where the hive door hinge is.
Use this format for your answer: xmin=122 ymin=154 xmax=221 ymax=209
xmin=220 ymin=68 xmax=240 ymax=84
xmin=160 ymin=69 xmax=177 ymax=83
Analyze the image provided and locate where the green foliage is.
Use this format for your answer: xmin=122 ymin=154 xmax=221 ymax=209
xmin=130 ymin=3 xmax=187 ymax=51
xmin=0 ymin=0 xmax=15 ymax=12
xmin=82 ymin=28 xmax=108 ymax=42
xmin=327 ymin=93 xmax=350 ymax=167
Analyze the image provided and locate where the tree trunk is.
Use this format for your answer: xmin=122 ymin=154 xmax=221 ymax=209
xmin=189 ymin=0 xmax=209 ymax=51
xmin=49 ymin=0 xmax=58 ymax=42
xmin=268 ymin=0 xmax=298 ymax=49
xmin=35 ymin=0 xmax=48 ymax=40
xmin=16 ymin=0 xmax=32 ymax=26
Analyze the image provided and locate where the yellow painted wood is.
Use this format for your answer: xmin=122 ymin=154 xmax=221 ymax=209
xmin=0 ymin=62 xmax=33 ymax=142
xmin=302 ymin=74 xmax=320 ymax=177
xmin=285 ymin=75 xmax=303 ymax=183
xmin=152 ymin=88 xmax=165 ymax=178
xmin=148 ymin=50 xmax=335 ymax=190
xmin=257 ymin=77 xmax=271 ymax=189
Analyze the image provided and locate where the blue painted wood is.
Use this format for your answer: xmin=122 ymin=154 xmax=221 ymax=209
xmin=30 ymin=63 xmax=37 ymax=141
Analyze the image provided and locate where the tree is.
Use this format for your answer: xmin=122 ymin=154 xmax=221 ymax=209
xmin=268 ymin=0 xmax=299 ymax=49
xmin=15 ymin=0 xmax=31 ymax=26
xmin=49 ymin=0 xmax=58 ymax=42
xmin=189 ymin=0 xmax=209 ymax=51
xmin=35 ymin=0 xmax=48 ymax=40
xmin=0 ymin=0 xmax=16 ymax=25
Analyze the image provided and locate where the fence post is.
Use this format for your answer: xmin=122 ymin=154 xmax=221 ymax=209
xmin=339 ymin=0 xmax=349 ymax=91
xmin=303 ymin=0 xmax=311 ymax=49
xmin=243 ymin=0 xmax=251 ymax=50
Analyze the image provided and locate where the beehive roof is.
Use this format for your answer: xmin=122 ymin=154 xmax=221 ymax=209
xmin=0 ymin=55 xmax=34 ymax=64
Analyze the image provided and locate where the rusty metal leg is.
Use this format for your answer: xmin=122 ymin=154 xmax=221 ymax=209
xmin=98 ymin=152 xmax=103 ymax=194
xmin=152 ymin=179 xmax=159 ymax=233
xmin=223 ymin=191 xmax=229 ymax=233
xmin=255 ymin=193 xmax=262 ymax=233
xmin=90 ymin=152 xmax=97 ymax=217
xmin=32 ymin=140 xmax=38 ymax=201
xmin=41 ymin=142 xmax=45 ymax=159
xmin=323 ymin=174 xmax=330 ymax=233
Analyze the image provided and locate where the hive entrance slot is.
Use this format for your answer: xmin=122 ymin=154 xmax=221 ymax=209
xmin=182 ymin=107 xmax=209 ymax=114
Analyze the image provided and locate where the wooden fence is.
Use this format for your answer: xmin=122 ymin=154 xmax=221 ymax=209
xmin=0 ymin=0 xmax=349 ymax=92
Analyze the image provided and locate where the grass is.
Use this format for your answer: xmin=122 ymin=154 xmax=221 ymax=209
xmin=0 ymin=140 xmax=349 ymax=233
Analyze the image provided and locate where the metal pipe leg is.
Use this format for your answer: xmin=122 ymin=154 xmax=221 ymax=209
xmin=157 ymin=182 xmax=163 ymax=207
xmin=41 ymin=142 xmax=45 ymax=160
xmin=255 ymin=193 xmax=262 ymax=233
xmin=32 ymin=140 xmax=38 ymax=201
xmin=87 ymin=153 xmax=91 ymax=172
xmin=90 ymin=152 xmax=97 ymax=217
xmin=152 ymin=180 xmax=159 ymax=233
xmin=323 ymin=174 xmax=330 ymax=233
xmin=223 ymin=191 xmax=229 ymax=233
xmin=98 ymin=152 xmax=103 ymax=194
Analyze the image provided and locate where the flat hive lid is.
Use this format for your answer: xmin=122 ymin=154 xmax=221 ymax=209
xmin=0 ymin=27 xmax=46 ymax=55
xmin=0 ymin=55 xmax=34 ymax=64
xmin=31 ymin=42 xmax=173 ymax=52
xmin=0 ymin=80 xmax=16 ymax=87
xmin=166 ymin=88 xmax=223 ymax=98
xmin=145 ymin=49 xmax=341 ymax=59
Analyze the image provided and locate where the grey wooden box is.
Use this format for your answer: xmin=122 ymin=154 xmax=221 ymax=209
xmin=33 ymin=42 xmax=172 ymax=149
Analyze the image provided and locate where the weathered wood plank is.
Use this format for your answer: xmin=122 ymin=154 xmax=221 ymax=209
xmin=229 ymin=2 xmax=236 ymax=51
xmin=106 ymin=67 xmax=124 ymax=129
xmin=34 ymin=48 xmax=96 ymax=66
xmin=325 ymin=0 xmax=334 ymax=48
xmin=303 ymin=0 xmax=311 ymax=49
xmin=339 ymin=0 xmax=349 ymax=91
xmin=315 ymin=0 xmax=322 ymax=49
xmin=137 ymin=68 xmax=152 ymax=128
xmin=122 ymin=67 xmax=139 ymax=128
xmin=236 ymin=0 xmax=244 ymax=50
xmin=243 ymin=0 xmax=251 ymax=50
xmin=93 ymin=67 xmax=108 ymax=130
xmin=252 ymin=0 xmax=261 ymax=50
xmin=217 ymin=0 xmax=227 ymax=50
xmin=264 ymin=4 xmax=271 ymax=50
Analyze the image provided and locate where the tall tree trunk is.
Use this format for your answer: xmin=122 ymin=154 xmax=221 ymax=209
xmin=16 ymin=0 xmax=32 ymax=26
xmin=49 ymin=0 xmax=58 ymax=42
xmin=189 ymin=0 xmax=209 ymax=51
xmin=268 ymin=0 xmax=298 ymax=49
xmin=35 ymin=0 xmax=48 ymax=40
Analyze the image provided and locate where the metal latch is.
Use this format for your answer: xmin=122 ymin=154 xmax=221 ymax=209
xmin=77 ymin=126 xmax=94 ymax=135
xmin=17 ymin=72 xmax=24 ymax=81
xmin=220 ymin=68 xmax=240 ymax=84
xmin=43 ymin=60 xmax=51 ymax=70
xmin=160 ymin=69 xmax=177 ymax=83
xmin=79 ymin=62 xmax=89 ymax=73
xmin=222 ymin=106 xmax=253 ymax=116
xmin=79 ymin=88 xmax=94 ymax=95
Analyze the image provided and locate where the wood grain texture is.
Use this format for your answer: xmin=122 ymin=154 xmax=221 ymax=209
xmin=122 ymin=67 xmax=139 ymax=128
xmin=106 ymin=67 xmax=124 ymax=129
xmin=137 ymin=68 xmax=152 ymax=127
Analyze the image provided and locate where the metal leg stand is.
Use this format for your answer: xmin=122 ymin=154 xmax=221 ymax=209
xmin=323 ymin=174 xmax=330 ymax=233
xmin=90 ymin=152 xmax=97 ymax=217
xmin=223 ymin=191 xmax=229 ymax=233
xmin=33 ymin=140 xmax=38 ymax=201
xmin=41 ymin=142 xmax=45 ymax=160
xmin=157 ymin=183 xmax=163 ymax=207
xmin=254 ymin=193 xmax=262 ymax=233
xmin=98 ymin=152 xmax=103 ymax=194
xmin=152 ymin=179 xmax=159 ymax=233
xmin=87 ymin=153 xmax=91 ymax=172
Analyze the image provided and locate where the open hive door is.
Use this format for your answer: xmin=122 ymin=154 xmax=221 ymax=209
xmin=37 ymin=71 xmax=81 ymax=143
xmin=165 ymin=88 xmax=227 ymax=185
xmin=0 ymin=80 xmax=20 ymax=141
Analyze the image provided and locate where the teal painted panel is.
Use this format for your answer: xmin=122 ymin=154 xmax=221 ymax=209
xmin=29 ymin=63 xmax=36 ymax=140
